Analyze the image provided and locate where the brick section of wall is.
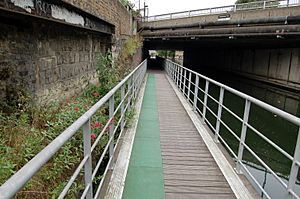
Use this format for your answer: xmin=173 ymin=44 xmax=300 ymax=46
xmin=62 ymin=0 xmax=132 ymax=37
xmin=0 ymin=20 xmax=111 ymax=102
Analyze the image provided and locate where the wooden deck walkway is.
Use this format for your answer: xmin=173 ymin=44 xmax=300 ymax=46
xmin=106 ymin=72 xmax=255 ymax=199
xmin=156 ymin=73 xmax=236 ymax=199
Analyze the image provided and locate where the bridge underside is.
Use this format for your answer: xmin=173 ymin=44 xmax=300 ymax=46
xmin=144 ymin=36 xmax=300 ymax=50
xmin=141 ymin=6 xmax=300 ymax=94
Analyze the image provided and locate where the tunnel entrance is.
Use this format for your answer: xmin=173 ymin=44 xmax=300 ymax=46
xmin=145 ymin=40 xmax=300 ymax=118
xmin=146 ymin=50 xmax=184 ymax=70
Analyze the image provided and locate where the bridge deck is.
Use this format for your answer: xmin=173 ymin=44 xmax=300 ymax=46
xmin=122 ymin=72 xmax=238 ymax=199
xmin=156 ymin=73 xmax=236 ymax=199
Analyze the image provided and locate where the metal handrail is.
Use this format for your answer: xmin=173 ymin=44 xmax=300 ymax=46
xmin=0 ymin=59 xmax=148 ymax=199
xmin=163 ymin=58 xmax=300 ymax=199
xmin=144 ymin=0 xmax=300 ymax=22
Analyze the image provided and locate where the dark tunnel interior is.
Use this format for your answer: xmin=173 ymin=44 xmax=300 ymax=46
xmin=144 ymin=38 xmax=300 ymax=117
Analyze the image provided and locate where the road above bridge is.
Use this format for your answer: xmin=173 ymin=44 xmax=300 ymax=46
xmin=140 ymin=1 xmax=300 ymax=41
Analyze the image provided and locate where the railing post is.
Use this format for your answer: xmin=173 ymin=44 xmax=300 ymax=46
xmin=215 ymin=87 xmax=225 ymax=142
xmin=133 ymin=72 xmax=137 ymax=100
xmin=168 ymin=62 xmax=171 ymax=77
xmin=128 ymin=77 xmax=132 ymax=111
xmin=172 ymin=63 xmax=177 ymax=86
xmin=263 ymin=1 xmax=266 ymax=9
xmin=169 ymin=62 xmax=173 ymax=79
xmin=183 ymin=69 xmax=187 ymax=96
xmin=287 ymin=0 xmax=290 ymax=7
xmin=173 ymin=63 xmax=176 ymax=81
xmin=138 ymin=68 xmax=142 ymax=89
xmin=234 ymin=4 xmax=237 ymax=11
xmin=202 ymin=80 xmax=209 ymax=122
xmin=286 ymin=127 xmax=300 ymax=198
xmin=83 ymin=119 xmax=93 ymax=199
xmin=180 ymin=67 xmax=183 ymax=91
xmin=176 ymin=65 xmax=180 ymax=87
xmin=187 ymin=71 xmax=192 ymax=101
xmin=121 ymin=85 xmax=125 ymax=132
xmin=109 ymin=96 xmax=115 ymax=163
xmin=173 ymin=64 xmax=176 ymax=81
xmin=236 ymin=100 xmax=251 ymax=173
xmin=193 ymin=75 xmax=199 ymax=112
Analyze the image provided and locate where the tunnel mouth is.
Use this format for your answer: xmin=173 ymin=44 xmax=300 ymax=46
xmin=147 ymin=56 xmax=164 ymax=70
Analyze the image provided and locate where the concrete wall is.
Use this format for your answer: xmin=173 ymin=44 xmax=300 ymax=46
xmin=141 ymin=6 xmax=300 ymax=28
xmin=183 ymin=47 xmax=300 ymax=91
xmin=223 ymin=48 xmax=300 ymax=89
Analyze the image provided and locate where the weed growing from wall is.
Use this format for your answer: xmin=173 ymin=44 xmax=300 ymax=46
xmin=116 ymin=35 xmax=142 ymax=77
xmin=0 ymin=37 xmax=143 ymax=197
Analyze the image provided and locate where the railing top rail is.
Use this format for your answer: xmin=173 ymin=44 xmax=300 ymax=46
xmin=164 ymin=57 xmax=300 ymax=198
xmin=145 ymin=0 xmax=300 ymax=21
xmin=165 ymin=58 xmax=300 ymax=126
xmin=0 ymin=59 xmax=147 ymax=199
xmin=149 ymin=5 xmax=234 ymax=18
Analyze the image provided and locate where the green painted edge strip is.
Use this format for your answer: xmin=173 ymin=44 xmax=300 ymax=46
xmin=122 ymin=74 xmax=165 ymax=199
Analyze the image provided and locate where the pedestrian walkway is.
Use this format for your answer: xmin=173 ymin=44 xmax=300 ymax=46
xmin=122 ymin=74 xmax=165 ymax=199
xmin=122 ymin=72 xmax=237 ymax=199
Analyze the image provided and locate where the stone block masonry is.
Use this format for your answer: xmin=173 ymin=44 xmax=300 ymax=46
xmin=0 ymin=0 xmax=138 ymax=103
xmin=0 ymin=18 xmax=111 ymax=102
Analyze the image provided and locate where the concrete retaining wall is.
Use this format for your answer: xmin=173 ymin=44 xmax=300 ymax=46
xmin=183 ymin=47 xmax=300 ymax=91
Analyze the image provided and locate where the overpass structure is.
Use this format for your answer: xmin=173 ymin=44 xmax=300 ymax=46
xmin=0 ymin=59 xmax=300 ymax=199
xmin=141 ymin=0 xmax=300 ymax=41
xmin=1 ymin=1 xmax=300 ymax=199
xmin=140 ymin=0 xmax=300 ymax=94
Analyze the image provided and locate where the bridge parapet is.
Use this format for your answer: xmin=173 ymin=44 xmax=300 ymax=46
xmin=140 ymin=0 xmax=300 ymax=30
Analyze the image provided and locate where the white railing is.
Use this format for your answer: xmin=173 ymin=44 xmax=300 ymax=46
xmin=144 ymin=0 xmax=300 ymax=22
xmin=0 ymin=60 xmax=147 ymax=199
xmin=164 ymin=58 xmax=300 ymax=199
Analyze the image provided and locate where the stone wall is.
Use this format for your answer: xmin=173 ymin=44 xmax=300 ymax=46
xmin=0 ymin=19 xmax=111 ymax=102
xmin=61 ymin=0 xmax=135 ymax=61
xmin=0 ymin=0 xmax=138 ymax=103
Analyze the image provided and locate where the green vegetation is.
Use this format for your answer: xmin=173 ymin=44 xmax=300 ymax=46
xmin=235 ymin=0 xmax=259 ymax=4
xmin=0 ymin=35 xmax=142 ymax=198
xmin=119 ymin=0 xmax=140 ymax=17
xmin=157 ymin=50 xmax=175 ymax=60
xmin=116 ymin=35 xmax=143 ymax=77
xmin=120 ymin=0 xmax=134 ymax=8
xmin=235 ymin=0 xmax=279 ymax=4
xmin=235 ymin=0 xmax=279 ymax=11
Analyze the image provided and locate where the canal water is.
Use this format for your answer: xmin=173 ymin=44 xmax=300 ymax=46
xmin=186 ymin=71 xmax=300 ymax=199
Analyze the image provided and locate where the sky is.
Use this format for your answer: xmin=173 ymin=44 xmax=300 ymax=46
xmin=130 ymin=0 xmax=236 ymax=16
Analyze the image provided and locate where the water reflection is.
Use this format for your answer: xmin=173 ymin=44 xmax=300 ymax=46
xmin=222 ymin=75 xmax=300 ymax=117
xmin=189 ymin=71 xmax=300 ymax=198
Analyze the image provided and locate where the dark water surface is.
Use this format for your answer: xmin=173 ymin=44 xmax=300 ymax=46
xmin=186 ymin=72 xmax=300 ymax=199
